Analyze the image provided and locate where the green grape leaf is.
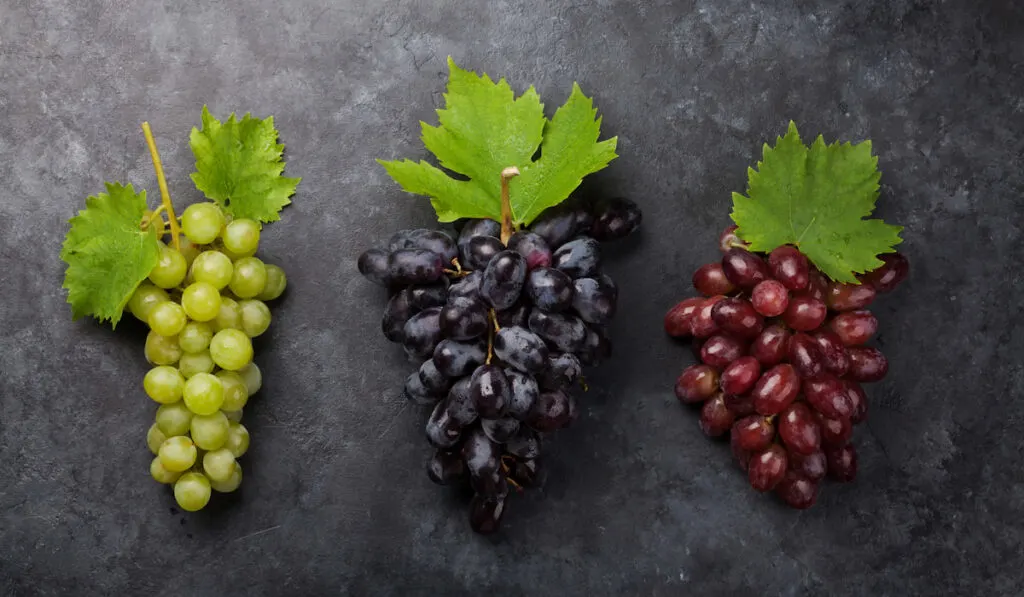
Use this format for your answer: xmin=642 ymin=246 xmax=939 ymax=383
xmin=730 ymin=121 xmax=903 ymax=283
xmin=378 ymin=57 xmax=617 ymax=225
xmin=60 ymin=182 xmax=160 ymax=327
xmin=190 ymin=106 xmax=301 ymax=223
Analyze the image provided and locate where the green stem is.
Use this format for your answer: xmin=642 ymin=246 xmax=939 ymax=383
xmin=141 ymin=122 xmax=180 ymax=250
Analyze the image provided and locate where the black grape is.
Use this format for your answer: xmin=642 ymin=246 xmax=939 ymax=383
xmin=408 ymin=282 xmax=449 ymax=310
xmin=448 ymin=270 xmax=483 ymax=299
xmin=458 ymin=219 xmax=501 ymax=254
xmin=402 ymin=307 xmax=444 ymax=360
xmin=495 ymin=301 xmax=529 ymax=327
xmin=439 ymin=295 xmax=489 ymax=340
xmin=462 ymin=235 xmax=504 ymax=270
xmin=482 ymin=417 xmax=520 ymax=443
xmin=433 ymin=339 xmax=486 ymax=377
xmin=469 ymin=364 xmax=511 ymax=419
xmin=404 ymin=372 xmax=439 ymax=406
xmin=358 ymin=248 xmax=391 ymax=286
xmin=468 ymin=494 xmax=506 ymax=534
xmin=389 ymin=249 xmax=444 ymax=285
xmin=528 ymin=310 xmax=588 ymax=352
xmin=493 ymin=326 xmax=549 ymax=374
xmin=425 ymin=399 xmax=461 ymax=448
xmin=506 ymin=428 xmax=541 ymax=459
xmin=530 ymin=205 xmax=579 ymax=248
xmin=507 ymin=230 xmax=552 ymax=270
xmin=526 ymin=390 xmax=572 ymax=432
xmin=462 ymin=427 xmax=505 ymax=496
xmin=382 ymin=289 xmax=417 ymax=343
xmin=418 ymin=359 xmax=452 ymax=395
xmin=590 ymin=197 xmax=642 ymax=241
xmin=525 ymin=267 xmax=574 ymax=312
xmin=571 ymin=275 xmax=617 ymax=324
xmin=504 ymin=370 xmax=539 ymax=420
xmin=445 ymin=377 xmax=478 ymax=426
xmin=400 ymin=229 xmax=458 ymax=264
xmin=552 ymin=237 xmax=600 ymax=278
xmin=480 ymin=250 xmax=527 ymax=310
xmin=539 ymin=353 xmax=581 ymax=390
xmin=578 ymin=324 xmax=612 ymax=366
xmin=427 ymin=450 xmax=465 ymax=485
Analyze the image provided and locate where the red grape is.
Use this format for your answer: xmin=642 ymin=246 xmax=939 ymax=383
xmin=664 ymin=297 xmax=704 ymax=337
xmin=767 ymin=246 xmax=809 ymax=291
xmin=775 ymin=472 xmax=818 ymax=509
xmin=674 ymin=364 xmax=720 ymax=404
xmin=803 ymin=374 xmax=854 ymax=420
xmin=720 ymin=356 xmax=761 ymax=396
xmin=732 ymin=415 xmax=775 ymax=451
xmin=700 ymin=334 xmax=746 ymax=368
xmin=778 ymin=402 xmax=821 ymax=455
xmin=817 ymin=411 xmax=853 ymax=448
xmin=718 ymin=224 xmax=747 ymax=253
xmin=750 ymin=324 xmax=791 ymax=366
xmin=858 ymin=252 xmax=909 ymax=293
xmin=847 ymin=347 xmax=888 ymax=382
xmin=805 ymin=269 xmax=829 ymax=302
xmin=723 ymin=392 xmax=756 ymax=417
xmin=699 ymin=393 xmax=735 ymax=437
xmin=751 ymin=279 xmax=789 ymax=317
xmin=826 ymin=444 xmax=857 ymax=482
xmin=749 ymin=444 xmax=787 ymax=492
xmin=752 ymin=364 xmax=801 ymax=415
xmin=721 ymin=248 xmax=769 ymax=289
xmin=783 ymin=294 xmax=827 ymax=331
xmin=711 ymin=297 xmax=764 ymax=339
xmin=829 ymin=310 xmax=878 ymax=346
xmin=788 ymin=450 xmax=827 ymax=481
xmin=691 ymin=295 xmax=725 ymax=338
xmin=693 ymin=262 xmax=737 ymax=296
xmin=787 ymin=332 xmax=824 ymax=378
xmin=731 ymin=432 xmax=752 ymax=471
xmin=811 ymin=330 xmax=850 ymax=376
xmin=845 ymin=380 xmax=868 ymax=424
xmin=825 ymin=281 xmax=876 ymax=311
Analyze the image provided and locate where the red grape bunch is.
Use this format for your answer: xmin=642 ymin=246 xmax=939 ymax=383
xmin=665 ymin=225 xmax=909 ymax=509
xmin=359 ymin=197 xmax=641 ymax=532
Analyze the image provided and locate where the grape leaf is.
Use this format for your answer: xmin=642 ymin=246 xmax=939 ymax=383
xmin=60 ymin=182 xmax=160 ymax=327
xmin=190 ymin=106 xmax=301 ymax=223
xmin=378 ymin=57 xmax=617 ymax=226
xmin=730 ymin=121 xmax=903 ymax=283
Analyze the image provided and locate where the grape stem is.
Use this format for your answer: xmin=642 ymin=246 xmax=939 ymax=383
xmin=141 ymin=122 xmax=181 ymax=250
xmin=443 ymin=257 xmax=471 ymax=278
xmin=499 ymin=166 xmax=519 ymax=245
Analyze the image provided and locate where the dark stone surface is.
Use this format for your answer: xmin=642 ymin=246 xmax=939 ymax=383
xmin=1 ymin=0 xmax=1022 ymax=595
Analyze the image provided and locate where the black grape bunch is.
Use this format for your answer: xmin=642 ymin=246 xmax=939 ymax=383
xmin=665 ymin=225 xmax=909 ymax=509
xmin=358 ymin=196 xmax=641 ymax=533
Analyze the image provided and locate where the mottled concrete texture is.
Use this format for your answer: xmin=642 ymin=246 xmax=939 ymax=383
xmin=1 ymin=0 xmax=1022 ymax=595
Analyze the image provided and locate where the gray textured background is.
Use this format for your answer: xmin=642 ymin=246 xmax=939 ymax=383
xmin=1 ymin=0 xmax=1022 ymax=595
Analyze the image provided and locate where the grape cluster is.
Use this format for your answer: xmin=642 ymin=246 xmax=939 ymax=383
xmin=358 ymin=197 xmax=641 ymax=533
xmin=665 ymin=226 xmax=908 ymax=509
xmin=129 ymin=203 xmax=287 ymax=511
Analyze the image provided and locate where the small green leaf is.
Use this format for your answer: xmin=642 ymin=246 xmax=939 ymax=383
xmin=379 ymin=58 xmax=617 ymax=226
xmin=61 ymin=182 xmax=160 ymax=327
xmin=190 ymin=106 xmax=301 ymax=223
xmin=730 ymin=121 xmax=903 ymax=283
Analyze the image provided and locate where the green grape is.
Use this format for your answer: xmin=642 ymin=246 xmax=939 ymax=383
xmin=222 ymin=219 xmax=261 ymax=256
xmin=256 ymin=264 xmax=287 ymax=301
xmin=213 ymin=297 xmax=243 ymax=331
xmin=191 ymin=250 xmax=233 ymax=290
xmin=178 ymin=351 xmax=215 ymax=378
xmin=224 ymin=408 xmax=244 ymax=423
xmin=225 ymin=422 xmax=250 ymax=458
xmin=181 ymin=281 xmax=222 ymax=322
xmin=148 ymin=243 xmax=188 ymax=289
xmin=229 ymin=257 xmax=267 ymax=299
xmin=238 ymin=362 xmax=262 ymax=396
xmin=158 ymin=436 xmax=197 ymax=472
xmin=210 ymin=463 xmax=243 ymax=493
xmin=191 ymin=411 xmax=229 ymax=450
xmin=210 ymin=329 xmax=253 ymax=371
xmin=146 ymin=423 xmax=168 ymax=455
xmin=148 ymin=301 xmax=187 ymax=337
xmin=178 ymin=237 xmax=202 ymax=267
xmin=145 ymin=331 xmax=182 ymax=366
xmin=129 ymin=284 xmax=170 ymax=322
xmin=173 ymin=472 xmax=212 ymax=512
xmin=150 ymin=457 xmax=182 ymax=484
xmin=178 ymin=321 xmax=213 ymax=353
xmin=143 ymin=365 xmax=185 ymax=404
xmin=181 ymin=203 xmax=225 ymax=245
xmin=155 ymin=401 xmax=193 ymax=436
xmin=202 ymin=448 xmax=237 ymax=482
xmin=143 ymin=209 xmax=167 ymax=238
xmin=182 ymin=372 xmax=224 ymax=415
xmin=239 ymin=299 xmax=271 ymax=337
xmin=216 ymin=371 xmax=249 ymax=411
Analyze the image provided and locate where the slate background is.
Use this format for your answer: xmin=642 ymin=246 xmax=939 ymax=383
xmin=1 ymin=0 xmax=1022 ymax=595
